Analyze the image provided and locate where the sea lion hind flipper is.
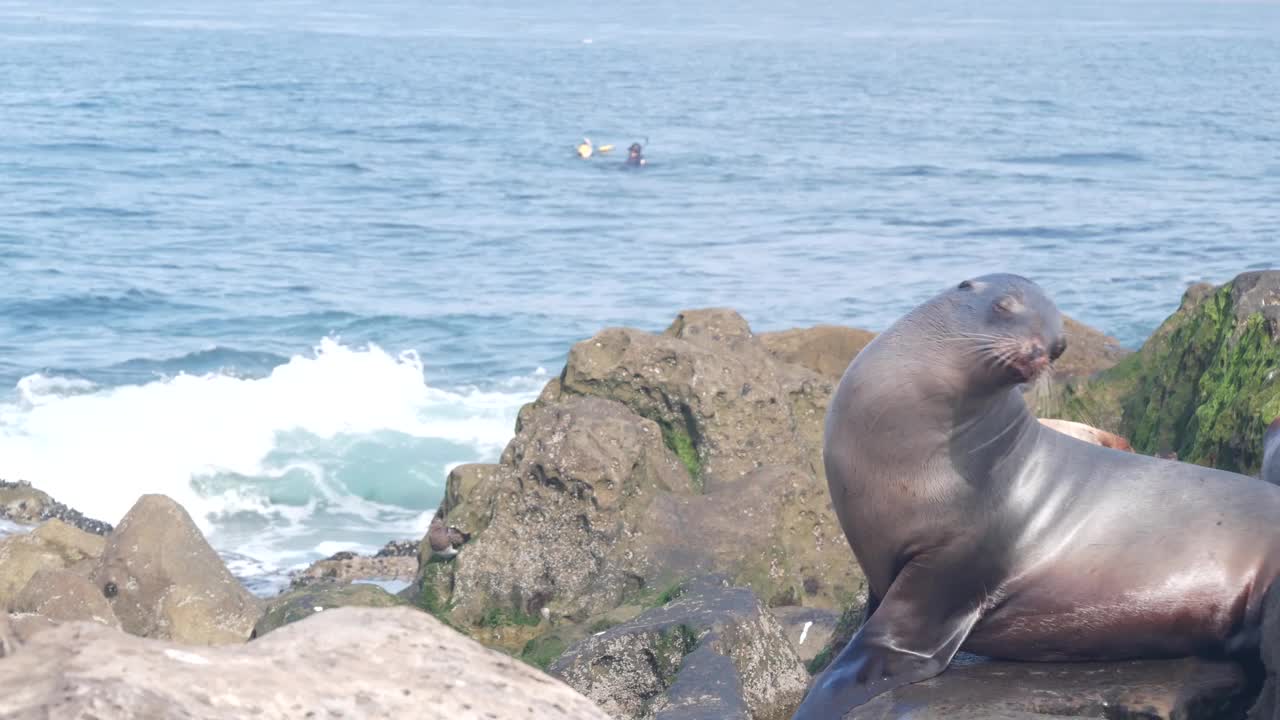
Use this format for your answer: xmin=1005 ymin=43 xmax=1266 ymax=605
xmin=791 ymin=565 xmax=982 ymax=718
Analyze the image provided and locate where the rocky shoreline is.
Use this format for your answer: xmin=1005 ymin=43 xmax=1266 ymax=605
xmin=2 ymin=270 xmax=1278 ymax=719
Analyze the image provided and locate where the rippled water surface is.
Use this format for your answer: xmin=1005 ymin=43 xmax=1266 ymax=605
xmin=2 ymin=0 xmax=1277 ymax=587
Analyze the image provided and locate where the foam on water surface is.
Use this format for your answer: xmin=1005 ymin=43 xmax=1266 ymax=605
xmin=0 ymin=339 xmax=541 ymax=589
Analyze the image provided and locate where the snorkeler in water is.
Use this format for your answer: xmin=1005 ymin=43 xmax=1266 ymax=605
xmin=625 ymin=142 xmax=645 ymax=167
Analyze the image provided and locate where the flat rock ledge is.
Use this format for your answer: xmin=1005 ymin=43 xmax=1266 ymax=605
xmin=0 ymin=606 xmax=609 ymax=720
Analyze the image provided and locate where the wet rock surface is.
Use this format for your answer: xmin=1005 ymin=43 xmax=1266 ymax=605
xmin=844 ymin=654 xmax=1252 ymax=720
xmin=550 ymin=576 xmax=809 ymax=720
xmin=0 ymin=606 xmax=609 ymax=720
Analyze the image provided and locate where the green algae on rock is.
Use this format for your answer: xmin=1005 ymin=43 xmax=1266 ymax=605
xmin=1058 ymin=272 xmax=1280 ymax=472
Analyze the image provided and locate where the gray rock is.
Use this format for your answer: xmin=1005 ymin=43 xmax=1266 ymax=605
xmin=92 ymin=494 xmax=261 ymax=644
xmin=768 ymin=606 xmax=839 ymax=664
xmin=424 ymin=395 xmax=696 ymax=634
xmin=550 ymin=576 xmax=809 ymax=720
xmin=845 ymin=654 xmax=1251 ymax=720
xmin=0 ymin=606 xmax=609 ymax=720
xmin=1228 ymin=270 xmax=1280 ymax=339
xmin=290 ymin=552 xmax=416 ymax=588
xmin=253 ymin=582 xmax=407 ymax=638
xmin=9 ymin=568 xmax=119 ymax=629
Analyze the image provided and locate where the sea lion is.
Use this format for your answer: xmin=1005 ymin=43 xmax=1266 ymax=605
xmin=1036 ymin=418 xmax=1133 ymax=452
xmin=794 ymin=273 xmax=1280 ymax=718
xmin=1264 ymin=417 xmax=1280 ymax=486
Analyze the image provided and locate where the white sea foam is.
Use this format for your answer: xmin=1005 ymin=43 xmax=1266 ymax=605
xmin=0 ymin=339 xmax=541 ymax=550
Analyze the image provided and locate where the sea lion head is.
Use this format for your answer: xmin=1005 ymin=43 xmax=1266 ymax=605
xmin=942 ymin=273 xmax=1066 ymax=389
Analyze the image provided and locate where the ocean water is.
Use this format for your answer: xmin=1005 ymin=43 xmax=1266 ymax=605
xmin=2 ymin=0 xmax=1278 ymax=593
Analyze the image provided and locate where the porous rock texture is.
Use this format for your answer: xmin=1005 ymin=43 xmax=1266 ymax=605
xmin=550 ymin=576 xmax=809 ymax=720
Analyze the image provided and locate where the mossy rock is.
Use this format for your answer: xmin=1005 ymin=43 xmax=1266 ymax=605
xmin=1058 ymin=273 xmax=1280 ymax=473
xmin=254 ymin=582 xmax=408 ymax=638
xmin=521 ymin=633 xmax=570 ymax=671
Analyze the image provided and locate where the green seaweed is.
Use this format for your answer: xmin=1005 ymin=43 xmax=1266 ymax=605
xmin=661 ymin=423 xmax=703 ymax=491
xmin=641 ymin=580 xmax=686 ymax=609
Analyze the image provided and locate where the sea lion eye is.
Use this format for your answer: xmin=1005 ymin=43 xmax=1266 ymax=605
xmin=994 ymin=296 xmax=1023 ymax=314
xmin=958 ymin=280 xmax=973 ymax=290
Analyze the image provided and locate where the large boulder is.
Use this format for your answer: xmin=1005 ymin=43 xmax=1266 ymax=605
xmin=91 ymin=494 xmax=261 ymax=644
xmin=253 ymin=581 xmax=408 ymax=638
xmin=560 ymin=309 xmax=827 ymax=485
xmin=550 ymin=576 xmax=809 ymax=720
xmin=416 ymin=310 xmax=865 ymax=648
xmin=1056 ymin=271 xmax=1280 ymax=472
xmin=0 ymin=480 xmax=112 ymax=535
xmin=844 ymin=654 xmax=1251 ymax=719
xmin=9 ymin=568 xmax=119 ymax=629
xmin=0 ymin=519 xmax=104 ymax=608
xmin=0 ymin=606 xmax=609 ymax=720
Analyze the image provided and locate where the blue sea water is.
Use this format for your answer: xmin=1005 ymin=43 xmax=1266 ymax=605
xmin=2 ymin=0 xmax=1278 ymax=591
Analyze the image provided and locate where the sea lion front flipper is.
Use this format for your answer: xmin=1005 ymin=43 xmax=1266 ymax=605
xmin=791 ymin=562 xmax=982 ymax=719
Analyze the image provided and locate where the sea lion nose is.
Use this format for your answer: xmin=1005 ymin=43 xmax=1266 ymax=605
xmin=1049 ymin=337 xmax=1068 ymax=361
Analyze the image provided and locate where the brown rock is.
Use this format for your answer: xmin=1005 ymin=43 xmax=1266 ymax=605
xmin=92 ymin=494 xmax=261 ymax=645
xmin=429 ymin=395 xmax=694 ymax=628
xmin=0 ymin=520 xmax=104 ymax=608
xmin=415 ymin=310 xmax=866 ymax=641
xmin=10 ymin=568 xmax=119 ymax=629
xmin=0 ymin=607 xmax=609 ymax=720
xmin=845 ymin=654 xmax=1251 ymax=719
xmin=759 ymin=325 xmax=876 ymax=381
xmin=1054 ymin=316 xmax=1131 ymax=379
xmin=559 ymin=308 xmax=826 ymax=487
